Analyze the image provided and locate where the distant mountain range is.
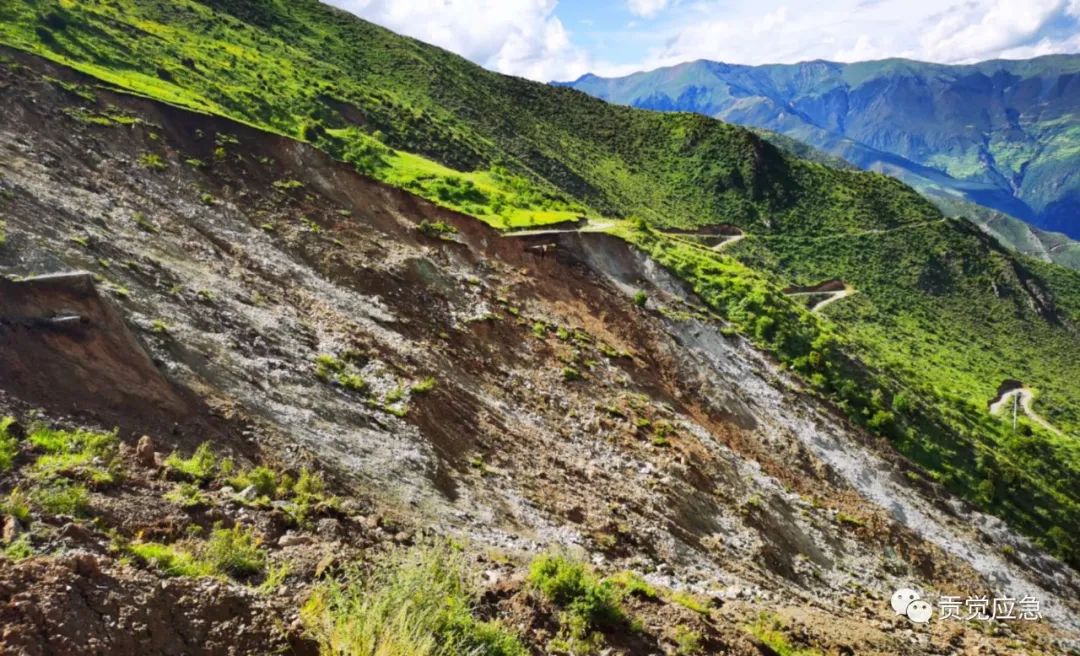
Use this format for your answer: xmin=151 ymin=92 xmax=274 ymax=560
xmin=559 ymin=57 xmax=1080 ymax=243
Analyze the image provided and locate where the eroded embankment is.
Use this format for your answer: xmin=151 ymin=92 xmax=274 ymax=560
xmin=0 ymin=272 xmax=215 ymax=441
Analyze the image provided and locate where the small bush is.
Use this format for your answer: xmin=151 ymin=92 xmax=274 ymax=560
xmin=229 ymin=465 xmax=279 ymax=498
xmin=528 ymin=553 xmax=624 ymax=630
xmin=129 ymin=541 xmax=214 ymax=577
xmin=562 ymin=366 xmax=582 ymax=382
xmin=303 ymin=542 xmax=526 ymax=656
xmin=164 ymin=482 xmax=211 ymax=509
xmin=164 ymin=442 xmax=220 ymax=483
xmin=633 ymin=290 xmax=648 ymax=307
xmin=0 ymin=417 xmax=18 ymax=472
xmin=30 ymin=480 xmax=90 ymax=516
xmin=675 ymin=625 xmax=703 ymax=655
xmin=28 ymin=425 xmax=121 ymax=485
xmin=205 ymin=524 xmax=266 ymax=577
xmin=137 ymin=153 xmax=167 ymax=171
xmin=1 ymin=487 xmax=31 ymax=523
xmin=2 ymin=534 xmax=33 ymax=561
xmin=607 ymin=571 xmax=658 ymax=600
xmin=411 ymin=377 xmax=437 ymax=394
xmin=418 ymin=219 xmax=458 ymax=238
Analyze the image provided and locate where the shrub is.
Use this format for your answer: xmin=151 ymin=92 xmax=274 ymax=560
xmin=164 ymin=442 xmax=221 ymax=483
xmin=129 ymin=541 xmax=214 ymax=577
xmin=633 ymin=290 xmax=648 ymax=307
xmin=607 ymin=571 xmax=658 ymax=600
xmin=0 ymin=487 xmax=31 ymax=523
xmin=28 ymin=425 xmax=121 ymax=485
xmin=675 ymin=625 xmax=703 ymax=655
xmin=137 ymin=152 xmax=166 ymax=171
xmin=747 ymin=613 xmax=823 ymax=656
xmin=562 ymin=366 xmax=581 ymax=382
xmin=418 ymin=219 xmax=458 ymax=238
xmin=2 ymin=534 xmax=33 ymax=561
xmin=205 ymin=524 xmax=266 ymax=577
xmin=229 ymin=465 xmax=279 ymax=498
xmin=528 ymin=553 xmax=624 ymax=630
xmin=164 ymin=482 xmax=211 ymax=509
xmin=302 ymin=543 xmax=527 ymax=656
xmin=30 ymin=480 xmax=90 ymax=516
xmin=0 ymin=417 xmax=18 ymax=472
xmin=411 ymin=377 xmax=437 ymax=394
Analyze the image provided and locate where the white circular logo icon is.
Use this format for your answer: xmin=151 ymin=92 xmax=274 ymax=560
xmin=891 ymin=588 xmax=920 ymax=615
xmin=906 ymin=599 xmax=933 ymax=623
xmin=891 ymin=588 xmax=933 ymax=623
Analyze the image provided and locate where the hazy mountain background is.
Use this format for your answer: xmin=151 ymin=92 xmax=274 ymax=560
xmin=560 ymin=56 xmax=1080 ymax=260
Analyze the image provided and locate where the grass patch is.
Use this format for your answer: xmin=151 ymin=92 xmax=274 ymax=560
xmin=0 ymin=487 xmax=31 ymax=523
xmin=2 ymin=534 xmax=33 ymax=561
xmin=27 ymin=424 xmax=121 ymax=485
xmin=30 ymin=479 xmax=90 ymax=516
xmin=528 ymin=553 xmax=625 ymax=652
xmin=137 ymin=152 xmax=166 ymax=171
xmin=164 ymin=441 xmax=229 ymax=483
xmin=302 ymin=542 xmax=527 ymax=656
xmin=130 ymin=524 xmax=266 ymax=579
xmin=164 ymin=482 xmax=211 ymax=509
xmin=747 ymin=613 xmax=824 ymax=656
xmin=0 ymin=416 xmax=18 ymax=472
xmin=314 ymin=353 xmax=368 ymax=393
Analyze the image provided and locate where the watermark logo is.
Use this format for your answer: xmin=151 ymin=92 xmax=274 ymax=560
xmin=890 ymin=589 xmax=1042 ymax=624
xmin=891 ymin=588 xmax=932 ymax=623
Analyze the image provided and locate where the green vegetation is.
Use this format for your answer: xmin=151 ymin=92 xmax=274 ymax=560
xmin=302 ymin=542 xmax=527 ymax=656
xmin=30 ymin=479 xmax=90 ymax=516
xmin=632 ymin=290 xmax=648 ymax=307
xmin=0 ymin=0 xmax=1077 ymax=564
xmin=0 ymin=417 xmax=17 ymax=472
xmin=137 ymin=152 xmax=166 ymax=171
xmin=2 ymin=534 xmax=34 ymax=561
xmin=674 ymin=625 xmax=704 ymax=655
xmin=0 ymin=487 xmax=31 ymax=523
xmin=417 ymin=219 xmax=458 ymax=238
xmin=607 ymin=571 xmax=658 ymax=600
xmin=314 ymin=353 xmax=368 ymax=393
xmin=746 ymin=613 xmax=824 ymax=656
xmin=528 ymin=553 xmax=625 ymax=651
xmin=164 ymin=441 xmax=227 ymax=483
xmin=164 ymin=482 xmax=211 ymax=509
xmin=130 ymin=524 xmax=266 ymax=579
xmin=27 ymin=425 xmax=122 ymax=486
xmin=411 ymin=377 xmax=437 ymax=394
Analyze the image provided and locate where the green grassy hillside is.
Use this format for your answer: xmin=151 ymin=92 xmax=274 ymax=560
xmin=1 ymin=0 xmax=1077 ymax=564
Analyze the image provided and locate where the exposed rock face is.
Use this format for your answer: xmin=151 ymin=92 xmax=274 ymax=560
xmin=0 ymin=50 xmax=1077 ymax=654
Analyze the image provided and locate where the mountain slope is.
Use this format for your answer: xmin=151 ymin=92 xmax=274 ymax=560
xmin=0 ymin=0 xmax=1078 ymax=572
xmin=4 ymin=54 xmax=1076 ymax=652
xmin=561 ymin=57 xmax=1080 ymax=239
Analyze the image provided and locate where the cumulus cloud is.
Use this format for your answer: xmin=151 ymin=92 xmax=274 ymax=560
xmin=327 ymin=0 xmax=1080 ymax=81
xmin=627 ymin=0 xmax=1080 ymax=72
xmin=627 ymin=0 xmax=671 ymax=18
xmin=326 ymin=0 xmax=592 ymax=81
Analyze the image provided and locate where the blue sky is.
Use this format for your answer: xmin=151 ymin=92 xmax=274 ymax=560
xmin=328 ymin=0 xmax=1080 ymax=81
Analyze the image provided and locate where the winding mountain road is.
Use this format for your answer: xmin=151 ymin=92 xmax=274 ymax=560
xmin=989 ymin=386 xmax=1062 ymax=436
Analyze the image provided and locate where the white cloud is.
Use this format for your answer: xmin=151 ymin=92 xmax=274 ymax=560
xmin=327 ymin=0 xmax=592 ymax=81
xmin=326 ymin=0 xmax=1080 ymax=82
xmin=627 ymin=0 xmax=671 ymax=18
xmin=593 ymin=0 xmax=1080 ymax=74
